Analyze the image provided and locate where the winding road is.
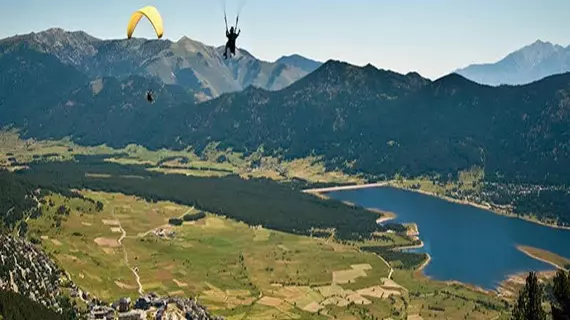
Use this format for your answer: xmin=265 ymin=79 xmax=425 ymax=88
xmin=113 ymin=209 xmax=144 ymax=295
xmin=112 ymin=207 xmax=196 ymax=296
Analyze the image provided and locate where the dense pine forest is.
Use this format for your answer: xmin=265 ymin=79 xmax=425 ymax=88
xmin=3 ymin=156 xmax=398 ymax=240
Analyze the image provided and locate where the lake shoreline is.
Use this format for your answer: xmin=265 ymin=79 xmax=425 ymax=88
xmin=310 ymin=187 xmax=435 ymax=279
xmin=304 ymin=181 xmax=570 ymax=231
xmin=497 ymin=246 xmax=569 ymax=300
xmin=397 ymin=185 xmax=570 ymax=231
xmin=376 ymin=210 xmax=397 ymax=224
xmin=394 ymin=240 xmax=424 ymax=251
xmin=302 ymin=182 xmax=389 ymax=194
xmin=498 ymin=270 xmax=559 ymax=301
xmin=516 ymin=245 xmax=569 ymax=271
xmin=418 ymin=253 xmax=431 ymax=271
xmin=309 ymin=181 xmax=570 ymax=297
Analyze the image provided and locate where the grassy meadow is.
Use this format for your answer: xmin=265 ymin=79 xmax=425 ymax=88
xmin=28 ymin=191 xmax=425 ymax=319
xmin=391 ymin=166 xmax=485 ymax=196
xmin=0 ymin=130 xmax=362 ymax=185
xmin=3 ymin=131 xmax=512 ymax=319
xmin=24 ymin=191 xmax=509 ymax=319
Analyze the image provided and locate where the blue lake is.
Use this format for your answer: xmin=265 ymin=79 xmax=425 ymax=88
xmin=326 ymin=187 xmax=570 ymax=289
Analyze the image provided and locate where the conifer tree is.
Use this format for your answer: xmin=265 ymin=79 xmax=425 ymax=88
xmin=512 ymin=272 xmax=546 ymax=320
xmin=552 ymin=270 xmax=570 ymax=320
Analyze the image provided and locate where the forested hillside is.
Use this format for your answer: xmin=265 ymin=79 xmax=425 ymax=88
xmin=0 ymin=171 xmax=39 ymax=230
xmin=2 ymin=46 xmax=570 ymax=186
xmin=0 ymin=290 xmax=65 ymax=320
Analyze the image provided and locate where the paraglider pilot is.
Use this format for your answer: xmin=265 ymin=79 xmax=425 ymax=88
xmin=223 ymin=26 xmax=240 ymax=59
xmin=146 ymin=90 xmax=154 ymax=103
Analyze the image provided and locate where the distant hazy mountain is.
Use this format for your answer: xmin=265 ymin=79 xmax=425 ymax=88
xmin=0 ymin=28 xmax=321 ymax=101
xmin=455 ymin=40 xmax=570 ymax=85
xmin=275 ymin=54 xmax=322 ymax=74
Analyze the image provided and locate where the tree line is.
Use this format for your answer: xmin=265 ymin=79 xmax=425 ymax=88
xmin=0 ymin=290 xmax=79 ymax=320
xmin=0 ymin=171 xmax=38 ymax=230
xmin=14 ymin=156 xmax=401 ymax=241
xmin=0 ymin=169 xmax=104 ymax=232
xmin=511 ymin=270 xmax=570 ymax=320
xmin=0 ymin=290 xmax=64 ymax=320
xmin=361 ymin=246 xmax=427 ymax=270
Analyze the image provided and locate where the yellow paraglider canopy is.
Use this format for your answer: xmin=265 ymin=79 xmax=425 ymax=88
xmin=127 ymin=6 xmax=164 ymax=39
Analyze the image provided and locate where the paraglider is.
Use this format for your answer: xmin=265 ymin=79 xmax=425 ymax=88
xmin=223 ymin=25 xmax=240 ymax=59
xmin=220 ymin=0 xmax=246 ymax=59
xmin=126 ymin=6 xmax=163 ymax=104
xmin=127 ymin=6 xmax=164 ymax=39
xmin=146 ymin=90 xmax=155 ymax=103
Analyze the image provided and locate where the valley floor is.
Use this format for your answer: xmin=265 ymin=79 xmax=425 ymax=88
xmin=2 ymin=129 xmax=566 ymax=232
xmin=25 ymin=190 xmax=509 ymax=320
xmin=0 ymin=131 xmax=513 ymax=319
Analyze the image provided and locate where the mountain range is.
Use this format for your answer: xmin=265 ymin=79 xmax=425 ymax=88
xmin=0 ymin=28 xmax=321 ymax=102
xmin=2 ymin=34 xmax=570 ymax=189
xmin=5 ymin=27 xmax=570 ymax=320
xmin=456 ymin=40 xmax=570 ymax=86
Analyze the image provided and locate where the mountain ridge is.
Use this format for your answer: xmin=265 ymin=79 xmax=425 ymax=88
xmin=3 ymin=40 xmax=570 ymax=225
xmin=3 ymin=38 xmax=570 ymax=187
xmin=275 ymin=54 xmax=323 ymax=72
xmin=0 ymin=28 xmax=322 ymax=101
xmin=455 ymin=39 xmax=570 ymax=86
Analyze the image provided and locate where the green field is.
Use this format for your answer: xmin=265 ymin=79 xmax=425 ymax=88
xmin=391 ymin=166 xmax=485 ymax=197
xmin=24 ymin=191 xmax=510 ymax=319
xmin=4 ymin=131 xmax=512 ymax=319
xmin=393 ymin=270 xmax=509 ymax=319
xmin=0 ymin=130 xmax=361 ymax=185
xmin=28 ymin=191 xmax=420 ymax=319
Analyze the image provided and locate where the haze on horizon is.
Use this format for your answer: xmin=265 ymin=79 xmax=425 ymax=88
xmin=1 ymin=0 xmax=569 ymax=79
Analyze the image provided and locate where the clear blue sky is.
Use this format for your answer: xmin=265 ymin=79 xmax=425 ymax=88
xmin=1 ymin=0 xmax=569 ymax=79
